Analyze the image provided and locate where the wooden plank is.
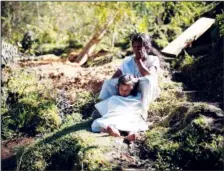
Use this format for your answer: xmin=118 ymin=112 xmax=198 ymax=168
xmin=162 ymin=17 xmax=215 ymax=57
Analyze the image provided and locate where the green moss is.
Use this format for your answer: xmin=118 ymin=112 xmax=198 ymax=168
xmin=183 ymin=103 xmax=223 ymax=127
xmin=149 ymin=77 xmax=187 ymax=118
xmin=179 ymin=52 xmax=194 ymax=70
xmin=73 ymin=91 xmax=97 ymax=119
xmin=144 ymin=103 xmax=224 ymax=170
xmin=1 ymin=68 xmax=60 ymax=138
xmin=144 ymin=127 xmax=180 ymax=170
xmin=16 ymin=136 xmax=78 ymax=171
xmin=157 ymin=103 xmax=192 ymax=127
xmin=61 ymin=113 xmax=83 ymax=128
xmin=16 ymin=120 xmax=118 ymax=171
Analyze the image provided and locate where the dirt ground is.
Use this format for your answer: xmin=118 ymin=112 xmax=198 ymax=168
xmin=19 ymin=58 xmax=121 ymax=94
xmin=1 ymin=137 xmax=34 ymax=170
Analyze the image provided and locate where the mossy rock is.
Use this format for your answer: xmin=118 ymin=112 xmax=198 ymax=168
xmin=72 ymin=91 xmax=97 ymax=119
xmin=161 ymin=102 xmax=224 ymax=131
xmin=144 ymin=102 xmax=224 ymax=170
xmin=16 ymin=120 xmax=129 ymax=171
xmin=1 ymin=67 xmax=99 ymax=139
xmin=148 ymin=77 xmax=187 ymax=118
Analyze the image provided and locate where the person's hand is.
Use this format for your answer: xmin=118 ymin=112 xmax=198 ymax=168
xmin=135 ymin=48 xmax=147 ymax=61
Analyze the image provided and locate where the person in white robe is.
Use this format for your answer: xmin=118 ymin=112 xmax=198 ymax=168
xmin=92 ymin=75 xmax=148 ymax=141
xmin=98 ymin=33 xmax=161 ymax=120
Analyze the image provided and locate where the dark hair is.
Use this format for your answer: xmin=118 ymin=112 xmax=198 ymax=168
xmin=131 ymin=33 xmax=152 ymax=48
xmin=131 ymin=33 xmax=166 ymax=69
xmin=117 ymin=74 xmax=139 ymax=96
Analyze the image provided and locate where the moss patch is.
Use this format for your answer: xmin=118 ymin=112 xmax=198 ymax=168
xmin=1 ymin=68 xmax=60 ymax=138
xmin=148 ymin=74 xmax=187 ymax=119
xmin=144 ymin=103 xmax=224 ymax=170
xmin=16 ymin=119 xmax=126 ymax=171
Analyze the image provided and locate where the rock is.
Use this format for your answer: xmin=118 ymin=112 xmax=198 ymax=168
xmin=144 ymin=102 xmax=224 ymax=170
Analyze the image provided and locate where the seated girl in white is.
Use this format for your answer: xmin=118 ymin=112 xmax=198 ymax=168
xmin=91 ymin=74 xmax=148 ymax=141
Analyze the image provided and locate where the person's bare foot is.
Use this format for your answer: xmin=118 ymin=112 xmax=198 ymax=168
xmin=106 ymin=126 xmax=120 ymax=137
xmin=126 ymin=132 xmax=137 ymax=141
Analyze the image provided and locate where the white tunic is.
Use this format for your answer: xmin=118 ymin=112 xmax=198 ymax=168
xmin=91 ymin=93 xmax=148 ymax=133
xmin=99 ymin=55 xmax=160 ymax=100
xmin=119 ymin=55 xmax=160 ymax=78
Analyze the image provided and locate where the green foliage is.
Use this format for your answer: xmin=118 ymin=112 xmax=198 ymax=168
xmin=1 ymin=68 xmax=60 ymax=139
xmin=1 ymin=2 xmax=216 ymax=55
xmin=137 ymin=2 xmax=216 ymax=49
xmin=216 ymin=12 xmax=224 ymax=37
xmin=1 ymin=2 xmax=137 ymax=56
xmin=144 ymin=103 xmax=224 ymax=170
xmin=179 ymin=53 xmax=194 ymax=70
xmin=172 ymin=51 xmax=195 ymax=70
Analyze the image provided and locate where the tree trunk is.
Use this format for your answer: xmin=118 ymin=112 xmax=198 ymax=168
xmin=75 ymin=16 xmax=115 ymax=66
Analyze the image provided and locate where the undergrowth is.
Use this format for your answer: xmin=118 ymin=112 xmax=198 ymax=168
xmin=1 ymin=67 xmax=96 ymax=139
xmin=144 ymin=103 xmax=224 ymax=170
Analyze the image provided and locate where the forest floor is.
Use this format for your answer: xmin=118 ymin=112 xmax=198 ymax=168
xmin=2 ymin=54 xmax=222 ymax=170
xmin=2 ymin=56 xmax=154 ymax=170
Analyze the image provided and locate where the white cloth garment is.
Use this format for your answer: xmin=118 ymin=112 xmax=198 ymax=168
xmin=119 ymin=55 xmax=160 ymax=77
xmin=98 ymin=55 xmax=160 ymax=120
xmin=91 ymin=93 xmax=148 ymax=133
